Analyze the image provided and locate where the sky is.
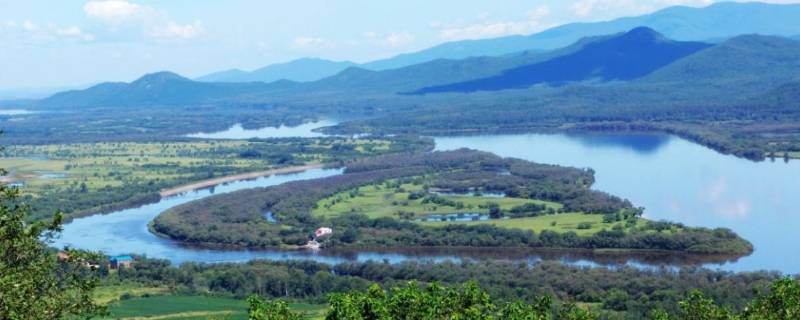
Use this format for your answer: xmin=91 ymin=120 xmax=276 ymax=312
xmin=1 ymin=0 xmax=799 ymax=92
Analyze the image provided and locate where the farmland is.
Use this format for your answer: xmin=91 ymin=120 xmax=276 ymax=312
xmin=104 ymin=295 xmax=327 ymax=320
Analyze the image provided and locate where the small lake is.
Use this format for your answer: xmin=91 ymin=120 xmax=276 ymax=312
xmin=186 ymin=119 xmax=338 ymax=139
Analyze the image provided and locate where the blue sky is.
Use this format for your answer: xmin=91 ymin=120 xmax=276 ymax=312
xmin=0 ymin=0 xmax=798 ymax=90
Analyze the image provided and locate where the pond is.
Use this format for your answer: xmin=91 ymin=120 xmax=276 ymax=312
xmin=186 ymin=119 xmax=339 ymax=139
xmin=54 ymin=132 xmax=800 ymax=274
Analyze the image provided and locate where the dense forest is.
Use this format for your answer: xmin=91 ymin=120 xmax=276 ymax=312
xmin=152 ymin=149 xmax=751 ymax=255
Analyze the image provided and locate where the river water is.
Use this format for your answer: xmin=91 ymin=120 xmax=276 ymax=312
xmin=55 ymin=132 xmax=800 ymax=274
xmin=436 ymin=133 xmax=800 ymax=273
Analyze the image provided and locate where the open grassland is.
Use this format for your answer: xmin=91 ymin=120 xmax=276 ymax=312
xmin=0 ymin=137 xmax=428 ymax=221
xmin=312 ymin=180 xmax=649 ymax=236
xmin=423 ymin=212 xmax=647 ymax=236
xmin=94 ymin=284 xmax=170 ymax=305
xmin=313 ymin=182 xmax=562 ymax=219
xmin=105 ymin=295 xmax=326 ymax=320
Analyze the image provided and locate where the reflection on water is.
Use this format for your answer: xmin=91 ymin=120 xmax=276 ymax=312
xmin=436 ymin=133 xmax=800 ymax=274
xmin=565 ymin=132 xmax=671 ymax=155
xmin=0 ymin=109 xmax=35 ymax=115
xmin=57 ymin=132 xmax=800 ymax=273
xmin=186 ymin=119 xmax=338 ymax=139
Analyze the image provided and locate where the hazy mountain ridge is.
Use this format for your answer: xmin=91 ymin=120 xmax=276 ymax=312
xmin=356 ymin=2 xmax=800 ymax=71
xmin=42 ymin=71 xmax=278 ymax=107
xmin=412 ymin=27 xmax=712 ymax=94
xmin=196 ymin=3 xmax=800 ymax=81
xmin=196 ymin=58 xmax=357 ymax=83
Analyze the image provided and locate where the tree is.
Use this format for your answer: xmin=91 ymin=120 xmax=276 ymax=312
xmin=488 ymin=203 xmax=503 ymax=219
xmin=743 ymin=277 xmax=800 ymax=319
xmin=247 ymin=296 xmax=302 ymax=320
xmin=0 ymin=166 xmax=105 ymax=319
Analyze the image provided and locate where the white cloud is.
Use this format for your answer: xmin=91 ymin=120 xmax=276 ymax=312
xmin=700 ymin=177 xmax=752 ymax=219
xmin=56 ymin=26 xmax=95 ymax=41
xmin=383 ymin=32 xmax=415 ymax=47
xmin=571 ymin=0 xmax=714 ymax=19
xmin=291 ymin=36 xmax=326 ymax=48
xmin=435 ymin=6 xmax=552 ymax=41
xmin=83 ymin=0 xmax=203 ymax=40
xmin=0 ymin=20 xmax=95 ymax=44
xmin=149 ymin=21 xmax=203 ymax=39
xmin=83 ymin=0 xmax=143 ymax=22
xmin=363 ymin=31 xmax=416 ymax=48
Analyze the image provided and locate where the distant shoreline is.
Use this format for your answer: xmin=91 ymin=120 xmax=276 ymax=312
xmin=159 ymin=163 xmax=325 ymax=198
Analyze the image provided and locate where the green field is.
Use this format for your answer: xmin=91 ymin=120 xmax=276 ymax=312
xmin=312 ymin=180 xmax=646 ymax=236
xmin=313 ymin=182 xmax=562 ymax=219
xmin=105 ymin=295 xmax=326 ymax=320
xmin=94 ymin=284 xmax=170 ymax=305
xmin=423 ymin=212 xmax=645 ymax=236
xmin=0 ymin=138 xmax=421 ymax=220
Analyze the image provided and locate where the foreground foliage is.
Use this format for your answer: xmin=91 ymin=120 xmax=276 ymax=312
xmin=0 ymin=168 xmax=105 ymax=319
xmin=249 ymin=282 xmax=597 ymax=320
xmin=247 ymin=278 xmax=800 ymax=320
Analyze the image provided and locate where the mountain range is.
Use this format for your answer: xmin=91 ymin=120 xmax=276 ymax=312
xmin=42 ymin=72 xmax=272 ymax=108
xmin=412 ymin=27 xmax=711 ymax=94
xmin=196 ymin=58 xmax=356 ymax=83
xmin=36 ymin=1 xmax=800 ymax=109
xmin=195 ymin=1 xmax=800 ymax=84
xmin=38 ymin=28 xmax=800 ymax=108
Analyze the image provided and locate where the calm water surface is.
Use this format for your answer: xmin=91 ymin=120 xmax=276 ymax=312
xmin=186 ymin=119 xmax=338 ymax=139
xmin=436 ymin=133 xmax=800 ymax=273
xmin=0 ymin=109 xmax=35 ymax=115
xmin=56 ymin=131 xmax=799 ymax=273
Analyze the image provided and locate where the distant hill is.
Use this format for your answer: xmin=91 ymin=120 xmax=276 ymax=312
xmin=197 ymin=58 xmax=357 ymax=83
xmin=263 ymin=35 xmax=615 ymax=96
xmin=640 ymin=34 xmax=800 ymax=90
xmin=360 ymin=2 xmax=800 ymax=71
xmin=412 ymin=27 xmax=710 ymax=94
xmin=42 ymin=72 xmax=281 ymax=107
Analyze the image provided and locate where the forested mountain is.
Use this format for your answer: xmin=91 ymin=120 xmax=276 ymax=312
xmin=196 ymin=58 xmax=357 ymax=83
xmin=412 ymin=27 xmax=710 ymax=94
xmin=40 ymin=71 xmax=288 ymax=108
xmin=279 ymin=37 xmax=605 ymax=95
xmin=358 ymin=2 xmax=800 ymax=70
xmin=640 ymin=35 xmax=800 ymax=91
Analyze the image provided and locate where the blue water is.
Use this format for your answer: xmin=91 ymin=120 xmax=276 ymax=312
xmin=55 ymin=132 xmax=800 ymax=273
xmin=186 ymin=119 xmax=338 ymax=139
xmin=435 ymin=133 xmax=800 ymax=273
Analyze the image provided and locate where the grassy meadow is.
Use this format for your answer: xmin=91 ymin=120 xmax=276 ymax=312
xmin=313 ymin=182 xmax=562 ymax=219
xmin=0 ymin=138 xmax=423 ymax=220
xmin=104 ymin=295 xmax=326 ymax=320
xmin=312 ymin=180 xmax=646 ymax=236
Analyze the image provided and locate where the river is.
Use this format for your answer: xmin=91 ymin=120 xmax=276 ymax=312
xmin=54 ymin=131 xmax=800 ymax=273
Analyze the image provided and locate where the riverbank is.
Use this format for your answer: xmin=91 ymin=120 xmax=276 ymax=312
xmin=159 ymin=163 xmax=326 ymax=198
